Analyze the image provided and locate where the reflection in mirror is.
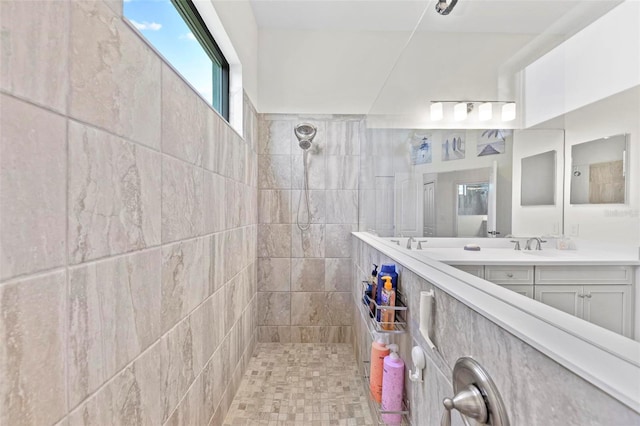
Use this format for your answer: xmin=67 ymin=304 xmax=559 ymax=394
xmin=457 ymin=182 xmax=489 ymax=237
xmin=521 ymin=150 xmax=556 ymax=206
xmin=570 ymin=134 xmax=627 ymax=204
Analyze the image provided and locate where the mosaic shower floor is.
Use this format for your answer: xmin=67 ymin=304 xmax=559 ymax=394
xmin=223 ymin=343 xmax=375 ymax=426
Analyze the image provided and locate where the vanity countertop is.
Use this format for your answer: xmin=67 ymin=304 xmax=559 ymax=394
xmin=376 ymin=237 xmax=640 ymax=266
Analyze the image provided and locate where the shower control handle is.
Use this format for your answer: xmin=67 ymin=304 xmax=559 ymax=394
xmin=441 ymin=384 xmax=488 ymax=426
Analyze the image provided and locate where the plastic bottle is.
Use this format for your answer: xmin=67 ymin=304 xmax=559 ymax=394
xmin=376 ymin=264 xmax=398 ymax=321
xmin=380 ymin=276 xmax=396 ymax=331
xmin=369 ymin=334 xmax=390 ymax=403
xmin=381 ymin=344 xmax=405 ymax=425
xmin=369 ymin=264 xmax=378 ymax=317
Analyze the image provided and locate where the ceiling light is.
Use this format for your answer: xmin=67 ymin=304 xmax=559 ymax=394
xmin=478 ymin=102 xmax=492 ymax=121
xmin=454 ymin=102 xmax=468 ymax=121
xmin=502 ymin=103 xmax=516 ymax=121
xmin=435 ymin=0 xmax=459 ymax=15
xmin=430 ymin=102 xmax=443 ymax=121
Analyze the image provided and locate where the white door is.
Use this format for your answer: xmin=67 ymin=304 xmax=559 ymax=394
xmin=534 ymin=285 xmax=583 ymax=317
xmin=582 ymin=285 xmax=633 ymax=337
xmin=487 ymin=160 xmax=498 ymax=237
xmin=423 ymin=182 xmax=436 ymax=237
xmin=394 ymin=173 xmax=423 ymax=236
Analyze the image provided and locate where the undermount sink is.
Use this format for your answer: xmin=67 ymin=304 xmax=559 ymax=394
xmin=521 ymin=250 xmax=578 ymax=258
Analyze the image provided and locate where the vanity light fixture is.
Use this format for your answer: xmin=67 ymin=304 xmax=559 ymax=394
xmin=430 ymin=102 xmax=444 ymax=121
xmin=478 ymin=102 xmax=492 ymax=121
xmin=502 ymin=102 xmax=516 ymax=121
xmin=454 ymin=102 xmax=471 ymax=121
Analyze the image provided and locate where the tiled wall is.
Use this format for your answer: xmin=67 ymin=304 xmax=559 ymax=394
xmin=256 ymin=115 xmax=363 ymax=343
xmin=0 ymin=1 xmax=258 ymax=425
xmin=351 ymin=236 xmax=640 ymax=425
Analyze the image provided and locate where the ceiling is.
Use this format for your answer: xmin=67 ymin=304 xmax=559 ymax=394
xmin=251 ymin=0 xmax=624 ymax=117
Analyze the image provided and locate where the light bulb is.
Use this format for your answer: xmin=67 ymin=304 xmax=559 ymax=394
xmin=478 ymin=102 xmax=492 ymax=121
xmin=454 ymin=102 xmax=467 ymax=121
xmin=430 ymin=102 xmax=443 ymax=121
xmin=502 ymin=103 xmax=516 ymax=121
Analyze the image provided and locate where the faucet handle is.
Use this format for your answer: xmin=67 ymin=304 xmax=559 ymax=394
xmin=510 ymin=240 xmax=521 ymax=251
xmin=390 ymin=239 xmax=400 ymax=246
xmin=416 ymin=239 xmax=428 ymax=250
xmin=406 ymin=236 xmax=415 ymax=249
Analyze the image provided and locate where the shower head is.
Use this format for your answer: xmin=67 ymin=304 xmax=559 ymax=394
xmin=294 ymin=123 xmax=317 ymax=150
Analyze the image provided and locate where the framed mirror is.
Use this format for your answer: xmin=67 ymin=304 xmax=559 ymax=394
xmin=570 ymin=134 xmax=628 ymax=205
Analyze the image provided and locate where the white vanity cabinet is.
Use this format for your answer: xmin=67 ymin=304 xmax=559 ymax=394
xmin=534 ymin=266 xmax=634 ymax=338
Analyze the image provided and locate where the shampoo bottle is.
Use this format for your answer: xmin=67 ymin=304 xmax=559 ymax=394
xmin=381 ymin=344 xmax=405 ymax=425
xmin=380 ymin=276 xmax=396 ymax=331
xmin=376 ymin=264 xmax=398 ymax=321
xmin=369 ymin=334 xmax=390 ymax=403
xmin=369 ymin=264 xmax=378 ymax=316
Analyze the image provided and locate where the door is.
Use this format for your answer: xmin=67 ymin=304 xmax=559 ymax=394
xmin=582 ymin=285 xmax=633 ymax=337
xmin=534 ymin=285 xmax=583 ymax=317
xmin=487 ymin=160 xmax=498 ymax=237
xmin=394 ymin=173 xmax=423 ymax=236
xmin=423 ymin=182 xmax=436 ymax=237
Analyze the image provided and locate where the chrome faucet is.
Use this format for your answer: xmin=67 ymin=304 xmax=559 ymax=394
xmin=406 ymin=236 xmax=415 ymax=249
xmin=525 ymin=237 xmax=546 ymax=250
xmin=416 ymin=239 xmax=428 ymax=249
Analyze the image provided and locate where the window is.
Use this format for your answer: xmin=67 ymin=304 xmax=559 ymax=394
xmin=124 ymin=0 xmax=229 ymax=119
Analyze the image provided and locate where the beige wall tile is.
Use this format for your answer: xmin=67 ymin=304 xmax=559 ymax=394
xmin=291 ymin=224 xmax=325 ymax=258
xmin=204 ymin=171 xmax=226 ymax=234
xmin=325 ymin=258 xmax=351 ymax=292
xmin=68 ymin=121 xmax=161 ymax=264
xmin=0 ymin=271 xmax=66 ymax=425
xmin=0 ymin=95 xmax=66 ymax=280
xmin=161 ymin=155 xmax=204 ymax=243
xmin=291 ymin=258 xmax=325 ymax=292
xmin=69 ymin=1 xmax=161 ymax=149
xmin=257 ymin=258 xmax=291 ymax=292
xmin=258 ymin=292 xmax=291 ymax=326
xmin=258 ymin=190 xmax=291 ymax=224
xmin=258 ymin=155 xmax=291 ymax=189
xmin=0 ymin=1 xmax=69 ymax=113
xmin=257 ymin=224 xmax=291 ymax=258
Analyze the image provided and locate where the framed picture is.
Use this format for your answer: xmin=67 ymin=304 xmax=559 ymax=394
xmin=477 ymin=129 xmax=507 ymax=156
xmin=442 ymin=132 xmax=465 ymax=161
xmin=410 ymin=134 xmax=432 ymax=165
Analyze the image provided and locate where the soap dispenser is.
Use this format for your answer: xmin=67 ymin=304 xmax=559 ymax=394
xmin=381 ymin=344 xmax=405 ymax=425
xmin=369 ymin=333 xmax=390 ymax=403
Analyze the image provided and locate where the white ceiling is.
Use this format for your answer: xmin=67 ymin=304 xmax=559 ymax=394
xmin=251 ymin=0 xmax=624 ymax=116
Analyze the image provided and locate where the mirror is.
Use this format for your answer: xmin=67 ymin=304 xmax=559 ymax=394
xmin=521 ymin=150 xmax=556 ymax=206
xmin=570 ymin=134 xmax=628 ymax=205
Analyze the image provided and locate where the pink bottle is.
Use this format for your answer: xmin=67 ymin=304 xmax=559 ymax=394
xmin=381 ymin=344 xmax=404 ymax=425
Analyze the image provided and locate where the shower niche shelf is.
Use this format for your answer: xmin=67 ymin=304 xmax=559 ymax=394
xmin=362 ymin=360 xmax=411 ymax=425
xmin=360 ymin=281 xmax=408 ymax=334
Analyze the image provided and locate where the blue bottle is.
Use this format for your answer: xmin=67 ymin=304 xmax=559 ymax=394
xmin=376 ymin=264 xmax=398 ymax=321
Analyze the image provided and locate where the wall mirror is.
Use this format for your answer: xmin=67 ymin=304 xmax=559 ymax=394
xmin=521 ymin=150 xmax=556 ymax=206
xmin=570 ymin=134 xmax=628 ymax=205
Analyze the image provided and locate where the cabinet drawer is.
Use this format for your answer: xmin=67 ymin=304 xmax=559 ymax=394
xmin=535 ymin=266 xmax=633 ymax=285
xmin=452 ymin=265 xmax=484 ymax=279
xmin=485 ymin=266 xmax=534 ymax=284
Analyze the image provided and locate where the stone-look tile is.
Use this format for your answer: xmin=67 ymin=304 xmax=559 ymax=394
xmin=257 ymin=292 xmax=291 ymax=326
xmin=257 ymin=224 xmax=291 ymax=258
xmin=161 ymin=155 xmax=203 ymax=243
xmin=161 ymin=63 xmax=207 ymax=165
xmin=257 ymin=326 xmax=292 ymax=343
xmin=257 ymin=258 xmax=291 ymax=292
xmin=224 ymin=229 xmax=244 ymax=282
xmin=189 ymin=294 xmax=223 ymax=374
xmin=291 ymin=258 xmax=325 ymax=292
xmin=291 ymin=292 xmax=351 ymax=326
xmin=292 ymin=153 xmax=326 ymax=190
xmin=290 ymin=326 xmax=353 ymax=343
xmin=224 ymin=273 xmax=248 ymax=334
xmin=291 ymin=189 xmax=326 ymax=224
xmin=258 ymin=155 xmax=291 ymax=189
xmin=203 ymin=171 xmax=226 ymax=234
xmin=0 ymin=95 xmax=66 ymax=280
xmin=325 ymin=224 xmax=356 ymax=258
xmin=291 ymin=224 xmax=325 ymax=258
xmin=0 ymin=271 xmax=66 ymax=425
xmin=161 ymin=238 xmax=207 ymax=332
xmin=68 ymin=121 xmax=161 ymax=264
xmin=326 ymin=190 xmax=358 ymax=224
xmin=67 ymin=249 xmax=162 ymax=407
xmin=224 ymin=179 xmax=244 ymax=230
xmin=67 ymin=341 xmax=162 ymax=426
xmin=258 ymin=190 xmax=291 ymax=224
xmin=69 ymin=1 xmax=161 ymax=149
xmin=325 ymin=120 xmax=362 ymax=155
xmin=0 ymin=1 xmax=69 ymax=112
xmin=325 ymin=258 xmax=351 ymax=292
xmin=203 ymin=113 xmax=223 ymax=173
xmin=160 ymin=319 xmax=198 ymax=423
xmin=258 ymin=120 xmax=293 ymax=155
xmin=326 ymin=156 xmax=359 ymax=189
xmin=207 ymin=233 xmax=226 ymax=294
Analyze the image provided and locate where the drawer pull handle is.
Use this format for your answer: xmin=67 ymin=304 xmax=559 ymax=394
xmin=506 ymin=273 xmax=514 ymax=278
xmin=584 ymin=293 xmax=592 ymax=299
